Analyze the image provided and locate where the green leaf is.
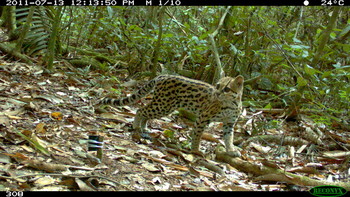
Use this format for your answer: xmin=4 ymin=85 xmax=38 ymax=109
xmin=15 ymin=130 xmax=51 ymax=156
xmin=322 ymin=71 xmax=332 ymax=78
xmin=106 ymin=6 xmax=114 ymax=18
xmin=263 ymin=103 xmax=272 ymax=109
xmin=163 ymin=129 xmax=175 ymax=138
xmin=293 ymin=37 xmax=302 ymax=43
xmin=304 ymin=64 xmax=320 ymax=76
xmin=163 ymin=33 xmax=174 ymax=38
xmin=330 ymin=32 xmax=337 ymax=39
xmin=297 ymin=77 xmax=308 ymax=87
xmin=128 ymin=25 xmax=142 ymax=32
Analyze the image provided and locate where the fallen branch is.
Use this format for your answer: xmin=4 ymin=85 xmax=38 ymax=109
xmin=0 ymin=43 xmax=33 ymax=65
xmin=242 ymin=135 xmax=309 ymax=147
xmin=215 ymin=146 xmax=350 ymax=190
xmin=196 ymin=159 xmax=225 ymax=176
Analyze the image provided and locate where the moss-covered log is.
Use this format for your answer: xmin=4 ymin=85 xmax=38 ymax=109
xmin=0 ymin=43 xmax=33 ymax=65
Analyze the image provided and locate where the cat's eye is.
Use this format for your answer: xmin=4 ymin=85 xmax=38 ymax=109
xmin=223 ymin=87 xmax=231 ymax=92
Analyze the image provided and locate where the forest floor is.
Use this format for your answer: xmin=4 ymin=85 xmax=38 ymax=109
xmin=0 ymin=60 xmax=349 ymax=191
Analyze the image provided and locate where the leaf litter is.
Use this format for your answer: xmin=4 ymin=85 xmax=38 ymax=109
xmin=0 ymin=60 xmax=349 ymax=191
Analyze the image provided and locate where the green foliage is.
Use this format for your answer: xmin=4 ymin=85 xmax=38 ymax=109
xmin=10 ymin=6 xmax=349 ymax=127
xmin=163 ymin=129 xmax=175 ymax=139
xmin=15 ymin=7 xmax=57 ymax=56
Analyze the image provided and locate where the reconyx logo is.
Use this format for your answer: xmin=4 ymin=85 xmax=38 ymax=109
xmin=309 ymin=185 xmax=347 ymax=197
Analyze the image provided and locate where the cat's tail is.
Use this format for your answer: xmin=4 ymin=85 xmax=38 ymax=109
xmin=100 ymin=77 xmax=157 ymax=106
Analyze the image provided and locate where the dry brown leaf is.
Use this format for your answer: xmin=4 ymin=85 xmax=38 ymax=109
xmin=31 ymin=133 xmax=50 ymax=149
xmin=219 ymin=184 xmax=251 ymax=191
xmin=0 ymin=153 xmax=12 ymax=163
xmin=75 ymin=178 xmax=96 ymax=191
xmin=22 ymin=129 xmax=32 ymax=136
xmin=201 ymin=132 xmax=220 ymax=143
xmin=0 ymin=108 xmax=25 ymax=116
xmin=33 ymin=94 xmax=63 ymax=104
xmin=0 ymin=115 xmax=10 ymax=125
xmin=142 ymin=162 xmax=161 ymax=172
xmin=51 ymin=112 xmax=63 ymax=121
xmin=100 ymin=112 xmax=128 ymax=123
xmin=58 ymin=178 xmax=76 ymax=188
xmin=144 ymin=155 xmax=188 ymax=171
xmin=287 ymin=166 xmax=320 ymax=174
xmin=33 ymin=176 xmax=56 ymax=188
xmin=250 ymin=142 xmax=271 ymax=154
xmin=7 ymin=115 xmax=24 ymax=120
xmin=322 ymin=151 xmax=350 ymax=158
xmin=5 ymin=152 xmax=29 ymax=162
xmin=36 ymin=123 xmax=47 ymax=134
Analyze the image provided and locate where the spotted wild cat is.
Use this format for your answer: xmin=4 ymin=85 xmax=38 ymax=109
xmin=101 ymin=75 xmax=244 ymax=156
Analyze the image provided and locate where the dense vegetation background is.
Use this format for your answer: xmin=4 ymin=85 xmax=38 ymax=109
xmin=0 ymin=6 xmax=349 ymax=191
xmin=2 ymin=6 xmax=349 ymax=126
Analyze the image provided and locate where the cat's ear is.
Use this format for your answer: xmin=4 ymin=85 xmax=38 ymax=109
xmin=234 ymin=75 xmax=244 ymax=92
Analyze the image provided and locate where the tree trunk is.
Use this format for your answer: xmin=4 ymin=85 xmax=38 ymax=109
xmin=209 ymin=6 xmax=231 ymax=84
xmin=311 ymin=7 xmax=341 ymax=67
xmin=150 ymin=7 xmax=166 ymax=78
xmin=1 ymin=7 xmax=16 ymax=33
xmin=45 ymin=7 xmax=63 ymax=70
